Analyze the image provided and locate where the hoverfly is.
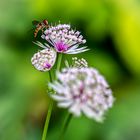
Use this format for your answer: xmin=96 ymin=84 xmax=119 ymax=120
xmin=32 ymin=19 xmax=49 ymax=38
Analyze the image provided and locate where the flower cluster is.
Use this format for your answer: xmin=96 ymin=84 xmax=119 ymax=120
xmin=31 ymin=47 xmax=56 ymax=72
xmin=49 ymin=68 xmax=114 ymax=122
xmin=41 ymin=24 xmax=88 ymax=54
xmin=31 ymin=21 xmax=114 ymax=123
xmin=31 ymin=24 xmax=89 ymax=72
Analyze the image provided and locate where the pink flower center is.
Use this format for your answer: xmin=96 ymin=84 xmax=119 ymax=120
xmin=55 ymin=41 xmax=68 ymax=52
xmin=73 ymin=84 xmax=88 ymax=103
xmin=44 ymin=63 xmax=51 ymax=69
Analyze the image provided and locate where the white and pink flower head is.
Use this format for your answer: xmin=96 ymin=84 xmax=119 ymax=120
xmin=49 ymin=67 xmax=114 ymax=122
xmin=31 ymin=45 xmax=56 ymax=72
xmin=41 ymin=24 xmax=89 ymax=54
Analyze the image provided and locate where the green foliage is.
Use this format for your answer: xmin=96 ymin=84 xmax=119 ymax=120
xmin=0 ymin=0 xmax=140 ymax=140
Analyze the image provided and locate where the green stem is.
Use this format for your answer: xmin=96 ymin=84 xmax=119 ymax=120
xmin=49 ymin=70 xmax=53 ymax=82
xmin=41 ymin=71 xmax=53 ymax=140
xmin=41 ymin=54 xmax=63 ymax=140
xmin=41 ymin=99 xmax=53 ymax=140
xmin=56 ymin=53 xmax=63 ymax=71
xmin=59 ymin=114 xmax=73 ymax=140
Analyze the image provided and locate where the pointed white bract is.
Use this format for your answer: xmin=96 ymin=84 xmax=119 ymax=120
xmin=31 ymin=47 xmax=57 ymax=72
xmin=41 ymin=24 xmax=89 ymax=54
xmin=49 ymin=68 xmax=114 ymax=122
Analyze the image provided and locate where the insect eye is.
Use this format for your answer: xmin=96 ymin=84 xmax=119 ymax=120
xmin=43 ymin=20 xmax=48 ymax=25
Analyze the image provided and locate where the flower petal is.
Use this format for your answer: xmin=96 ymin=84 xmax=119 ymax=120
xmin=58 ymin=101 xmax=73 ymax=108
xmin=51 ymin=95 xmax=69 ymax=101
xmin=69 ymin=103 xmax=81 ymax=116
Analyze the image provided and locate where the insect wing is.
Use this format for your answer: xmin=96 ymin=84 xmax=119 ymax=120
xmin=32 ymin=20 xmax=40 ymax=26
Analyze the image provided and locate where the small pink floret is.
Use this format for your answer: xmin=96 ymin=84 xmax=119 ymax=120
xmin=55 ymin=41 xmax=68 ymax=52
xmin=44 ymin=63 xmax=51 ymax=69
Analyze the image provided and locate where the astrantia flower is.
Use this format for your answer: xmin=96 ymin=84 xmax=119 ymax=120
xmin=65 ymin=57 xmax=88 ymax=68
xmin=41 ymin=24 xmax=89 ymax=54
xmin=31 ymin=45 xmax=56 ymax=72
xmin=49 ymin=68 xmax=114 ymax=122
xmin=72 ymin=57 xmax=88 ymax=68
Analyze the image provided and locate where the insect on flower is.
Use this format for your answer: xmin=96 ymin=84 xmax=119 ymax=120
xmin=40 ymin=24 xmax=89 ymax=54
xmin=32 ymin=19 xmax=49 ymax=38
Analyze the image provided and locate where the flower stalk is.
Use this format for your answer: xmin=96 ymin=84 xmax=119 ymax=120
xmin=41 ymin=71 xmax=53 ymax=140
xmin=41 ymin=54 xmax=63 ymax=140
xmin=56 ymin=53 xmax=63 ymax=71
xmin=41 ymin=99 xmax=53 ymax=140
xmin=59 ymin=113 xmax=73 ymax=140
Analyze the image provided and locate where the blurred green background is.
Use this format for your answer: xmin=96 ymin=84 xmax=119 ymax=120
xmin=0 ymin=0 xmax=140 ymax=140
